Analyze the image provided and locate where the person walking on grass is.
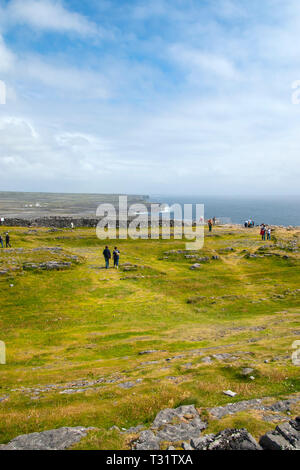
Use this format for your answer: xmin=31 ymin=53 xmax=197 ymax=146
xmin=267 ymin=227 xmax=271 ymax=241
xmin=113 ymin=246 xmax=120 ymax=269
xmin=5 ymin=233 xmax=11 ymax=248
xmin=260 ymin=225 xmax=266 ymax=241
xmin=103 ymin=245 xmax=111 ymax=269
xmin=0 ymin=235 xmax=3 ymax=248
xmin=208 ymin=219 xmax=213 ymax=232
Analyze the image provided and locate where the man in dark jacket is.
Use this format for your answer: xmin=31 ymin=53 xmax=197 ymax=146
xmin=113 ymin=247 xmax=120 ymax=269
xmin=5 ymin=233 xmax=11 ymax=248
xmin=103 ymin=246 xmax=111 ymax=269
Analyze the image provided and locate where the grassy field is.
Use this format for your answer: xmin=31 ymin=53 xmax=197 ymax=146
xmin=0 ymin=224 xmax=299 ymax=449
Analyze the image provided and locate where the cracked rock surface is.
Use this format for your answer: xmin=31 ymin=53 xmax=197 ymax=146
xmin=191 ymin=429 xmax=262 ymax=450
xmin=131 ymin=403 xmax=300 ymax=451
xmin=0 ymin=426 xmax=95 ymax=450
xmin=133 ymin=405 xmax=207 ymax=450
xmin=259 ymin=417 xmax=300 ymax=450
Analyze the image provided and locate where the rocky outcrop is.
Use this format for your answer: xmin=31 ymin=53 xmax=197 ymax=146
xmin=132 ymin=408 xmax=262 ymax=451
xmin=209 ymin=397 xmax=300 ymax=420
xmin=191 ymin=429 xmax=262 ymax=450
xmin=133 ymin=405 xmax=207 ymax=450
xmin=0 ymin=426 xmax=95 ymax=450
xmin=131 ymin=404 xmax=300 ymax=451
xmin=23 ymin=261 xmax=72 ymax=271
xmin=259 ymin=417 xmax=300 ymax=450
xmin=1 ymin=413 xmax=299 ymax=450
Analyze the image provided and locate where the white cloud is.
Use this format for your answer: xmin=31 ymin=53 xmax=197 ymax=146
xmin=169 ymin=44 xmax=239 ymax=81
xmin=19 ymin=57 xmax=110 ymax=99
xmin=0 ymin=1 xmax=300 ymax=195
xmin=6 ymin=0 xmax=100 ymax=37
xmin=0 ymin=34 xmax=15 ymax=73
xmin=0 ymin=32 xmax=110 ymax=101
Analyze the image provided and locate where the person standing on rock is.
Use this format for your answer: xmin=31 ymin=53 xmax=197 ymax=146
xmin=103 ymin=246 xmax=111 ymax=269
xmin=113 ymin=247 xmax=120 ymax=269
xmin=5 ymin=233 xmax=11 ymax=248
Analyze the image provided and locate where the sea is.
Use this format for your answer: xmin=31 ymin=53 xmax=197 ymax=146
xmin=149 ymin=195 xmax=300 ymax=227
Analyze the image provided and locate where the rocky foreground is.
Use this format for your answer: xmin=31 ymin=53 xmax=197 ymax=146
xmin=131 ymin=405 xmax=300 ymax=451
xmin=0 ymin=405 xmax=299 ymax=451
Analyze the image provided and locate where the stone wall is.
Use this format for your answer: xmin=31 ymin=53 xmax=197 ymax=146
xmin=1 ymin=217 xmax=99 ymax=228
xmin=0 ymin=216 xmax=181 ymax=228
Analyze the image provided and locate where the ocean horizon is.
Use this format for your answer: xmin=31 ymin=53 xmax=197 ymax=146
xmin=150 ymin=195 xmax=300 ymax=227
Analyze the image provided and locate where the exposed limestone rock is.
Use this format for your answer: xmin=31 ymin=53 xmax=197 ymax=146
xmin=138 ymin=350 xmax=159 ymax=355
xmin=134 ymin=430 xmax=160 ymax=450
xmin=0 ymin=426 xmax=95 ymax=450
xmin=23 ymin=261 xmax=72 ymax=271
xmin=190 ymin=263 xmax=202 ymax=270
xmin=260 ymin=418 xmax=300 ymax=450
xmin=132 ymin=403 xmax=300 ymax=451
xmin=132 ymin=405 xmax=207 ymax=450
xmin=191 ymin=429 xmax=262 ymax=450
xmin=209 ymin=399 xmax=264 ymax=419
xmin=241 ymin=367 xmax=255 ymax=376
xmin=209 ymin=397 xmax=300 ymax=419
xmin=118 ymin=379 xmax=143 ymax=389
xmin=201 ymin=356 xmax=213 ymax=363
xmin=213 ymin=353 xmax=238 ymax=361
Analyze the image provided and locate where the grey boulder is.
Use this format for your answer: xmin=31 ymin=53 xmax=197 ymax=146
xmin=0 ymin=426 xmax=94 ymax=450
xmin=192 ymin=429 xmax=262 ymax=450
xmin=259 ymin=417 xmax=300 ymax=450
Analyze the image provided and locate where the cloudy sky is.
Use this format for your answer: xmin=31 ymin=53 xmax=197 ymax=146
xmin=0 ymin=0 xmax=300 ymax=195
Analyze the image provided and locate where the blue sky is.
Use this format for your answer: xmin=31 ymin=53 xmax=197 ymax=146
xmin=0 ymin=0 xmax=300 ymax=195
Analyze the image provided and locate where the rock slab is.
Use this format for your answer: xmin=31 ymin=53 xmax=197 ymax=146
xmin=0 ymin=426 xmax=94 ymax=450
xmin=259 ymin=417 xmax=300 ymax=450
xmin=133 ymin=405 xmax=207 ymax=450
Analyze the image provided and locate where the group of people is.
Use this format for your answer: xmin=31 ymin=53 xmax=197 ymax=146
xmin=260 ymin=224 xmax=271 ymax=241
xmin=0 ymin=233 xmax=11 ymax=248
xmin=103 ymin=246 xmax=120 ymax=269
xmin=244 ymin=219 xmax=255 ymax=228
xmin=244 ymin=220 xmax=271 ymax=240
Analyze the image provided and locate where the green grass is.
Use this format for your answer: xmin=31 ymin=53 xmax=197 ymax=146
xmin=0 ymin=224 xmax=299 ymax=448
